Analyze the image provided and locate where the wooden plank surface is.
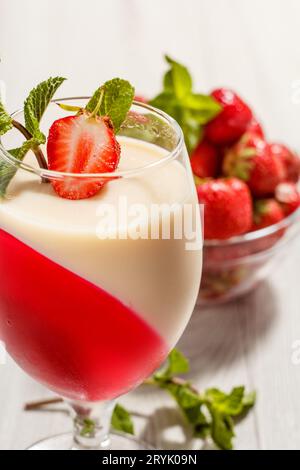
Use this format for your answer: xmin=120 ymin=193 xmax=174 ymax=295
xmin=1 ymin=0 xmax=300 ymax=450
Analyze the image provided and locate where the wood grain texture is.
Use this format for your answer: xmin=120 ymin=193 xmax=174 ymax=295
xmin=1 ymin=0 xmax=300 ymax=450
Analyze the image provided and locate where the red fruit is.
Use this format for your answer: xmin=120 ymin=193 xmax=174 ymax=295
xmin=190 ymin=140 xmax=218 ymax=178
xmin=269 ymin=143 xmax=300 ymax=183
xmin=205 ymin=88 xmax=253 ymax=145
xmin=275 ymin=182 xmax=300 ymax=216
xmin=197 ymin=177 xmax=252 ymax=240
xmin=47 ymin=112 xmax=120 ymax=200
xmin=134 ymin=95 xmax=148 ymax=103
xmin=246 ymin=116 xmax=264 ymax=139
xmin=252 ymin=199 xmax=284 ymax=231
xmin=223 ymin=133 xmax=285 ymax=197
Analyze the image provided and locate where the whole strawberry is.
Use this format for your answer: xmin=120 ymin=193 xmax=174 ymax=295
xmin=190 ymin=140 xmax=218 ymax=178
xmin=205 ymin=88 xmax=253 ymax=145
xmin=252 ymin=199 xmax=284 ymax=231
xmin=246 ymin=116 xmax=264 ymax=139
xmin=275 ymin=182 xmax=300 ymax=216
xmin=223 ymin=133 xmax=285 ymax=197
xmin=197 ymin=177 xmax=252 ymax=240
xmin=269 ymin=143 xmax=300 ymax=183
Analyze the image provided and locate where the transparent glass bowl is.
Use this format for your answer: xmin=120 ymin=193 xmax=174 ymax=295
xmin=198 ymin=207 xmax=300 ymax=304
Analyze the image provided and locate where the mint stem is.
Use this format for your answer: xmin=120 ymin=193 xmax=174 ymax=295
xmin=90 ymin=87 xmax=105 ymax=118
xmin=12 ymin=119 xmax=48 ymax=171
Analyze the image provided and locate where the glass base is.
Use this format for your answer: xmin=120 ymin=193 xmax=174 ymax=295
xmin=27 ymin=431 xmax=154 ymax=450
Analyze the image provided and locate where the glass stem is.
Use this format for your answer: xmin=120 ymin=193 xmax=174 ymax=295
xmin=67 ymin=399 xmax=115 ymax=449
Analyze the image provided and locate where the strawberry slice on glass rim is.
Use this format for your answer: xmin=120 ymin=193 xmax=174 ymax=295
xmin=47 ymin=111 xmax=120 ymax=200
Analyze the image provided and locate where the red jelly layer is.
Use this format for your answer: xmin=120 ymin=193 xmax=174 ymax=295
xmin=0 ymin=229 xmax=167 ymax=401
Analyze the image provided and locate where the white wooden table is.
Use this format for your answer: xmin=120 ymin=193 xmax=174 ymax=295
xmin=1 ymin=0 xmax=300 ymax=450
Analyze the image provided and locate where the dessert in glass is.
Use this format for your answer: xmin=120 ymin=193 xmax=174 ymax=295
xmin=0 ymin=84 xmax=202 ymax=449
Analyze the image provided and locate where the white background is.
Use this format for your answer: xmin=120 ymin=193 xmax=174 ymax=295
xmin=1 ymin=0 xmax=300 ymax=146
xmin=1 ymin=0 xmax=300 ymax=450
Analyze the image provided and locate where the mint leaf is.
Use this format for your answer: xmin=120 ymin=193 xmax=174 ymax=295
xmin=80 ymin=418 xmax=96 ymax=437
xmin=0 ymin=139 xmax=42 ymax=197
xmin=164 ymin=56 xmax=192 ymax=98
xmin=24 ymin=76 xmax=66 ymax=141
xmin=154 ymin=348 xmax=189 ymax=381
xmin=183 ymin=94 xmax=221 ymax=123
xmin=242 ymin=390 xmax=256 ymax=410
xmin=205 ymin=386 xmax=245 ymax=416
xmin=86 ymin=78 xmax=134 ymax=133
xmin=209 ymin=408 xmax=235 ymax=450
xmin=119 ymin=112 xmax=177 ymax=151
xmin=0 ymin=149 xmax=19 ymax=197
xmin=111 ymin=404 xmax=134 ymax=435
xmin=0 ymin=101 xmax=13 ymax=135
xmin=150 ymin=56 xmax=221 ymax=153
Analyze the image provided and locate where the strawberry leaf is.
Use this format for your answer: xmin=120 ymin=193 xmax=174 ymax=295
xmin=24 ymin=76 xmax=66 ymax=142
xmin=86 ymin=78 xmax=134 ymax=133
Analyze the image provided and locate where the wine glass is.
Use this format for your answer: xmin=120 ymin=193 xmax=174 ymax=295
xmin=0 ymin=99 xmax=202 ymax=450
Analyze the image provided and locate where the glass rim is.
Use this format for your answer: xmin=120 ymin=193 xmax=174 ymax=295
xmin=204 ymin=204 xmax=300 ymax=247
xmin=0 ymin=99 xmax=184 ymax=180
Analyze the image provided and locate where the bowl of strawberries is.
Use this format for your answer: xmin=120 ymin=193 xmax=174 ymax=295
xmin=146 ymin=56 xmax=300 ymax=304
xmin=192 ymin=88 xmax=300 ymax=303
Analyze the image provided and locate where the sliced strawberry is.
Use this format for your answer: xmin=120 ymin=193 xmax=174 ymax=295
xmin=47 ymin=112 xmax=120 ymax=200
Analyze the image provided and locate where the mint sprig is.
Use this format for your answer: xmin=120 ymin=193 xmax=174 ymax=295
xmin=142 ymin=349 xmax=255 ymax=450
xmin=24 ymin=76 xmax=66 ymax=143
xmin=149 ymin=56 xmax=221 ymax=153
xmin=0 ymin=77 xmax=65 ymax=196
xmin=0 ymin=101 xmax=13 ymax=135
xmin=86 ymin=78 xmax=134 ymax=133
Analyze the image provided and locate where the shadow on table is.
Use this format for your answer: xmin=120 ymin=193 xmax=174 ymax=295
xmin=178 ymin=280 xmax=278 ymax=379
xmin=139 ymin=406 xmax=216 ymax=450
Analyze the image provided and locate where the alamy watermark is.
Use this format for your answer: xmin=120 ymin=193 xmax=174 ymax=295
xmin=95 ymin=197 xmax=203 ymax=251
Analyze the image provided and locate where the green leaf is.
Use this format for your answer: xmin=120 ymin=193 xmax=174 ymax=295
xmin=150 ymin=56 xmax=222 ymax=154
xmin=164 ymin=56 xmax=192 ymax=98
xmin=242 ymin=391 xmax=256 ymax=410
xmin=149 ymin=91 xmax=178 ymax=117
xmin=80 ymin=418 xmax=96 ymax=437
xmin=86 ymin=78 xmax=134 ymax=133
xmin=0 ymin=139 xmax=40 ymax=197
xmin=111 ymin=404 xmax=134 ymax=435
xmin=119 ymin=112 xmax=177 ymax=151
xmin=24 ymin=76 xmax=66 ymax=141
xmin=154 ymin=348 xmax=189 ymax=380
xmin=57 ymin=103 xmax=81 ymax=112
xmin=0 ymin=150 xmax=18 ymax=197
xmin=183 ymin=93 xmax=221 ymax=115
xmin=205 ymin=386 xmax=245 ymax=416
xmin=209 ymin=408 xmax=235 ymax=450
xmin=0 ymin=101 xmax=13 ymax=135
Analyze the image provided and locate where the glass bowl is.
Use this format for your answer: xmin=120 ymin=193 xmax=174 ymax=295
xmin=198 ymin=206 xmax=300 ymax=305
